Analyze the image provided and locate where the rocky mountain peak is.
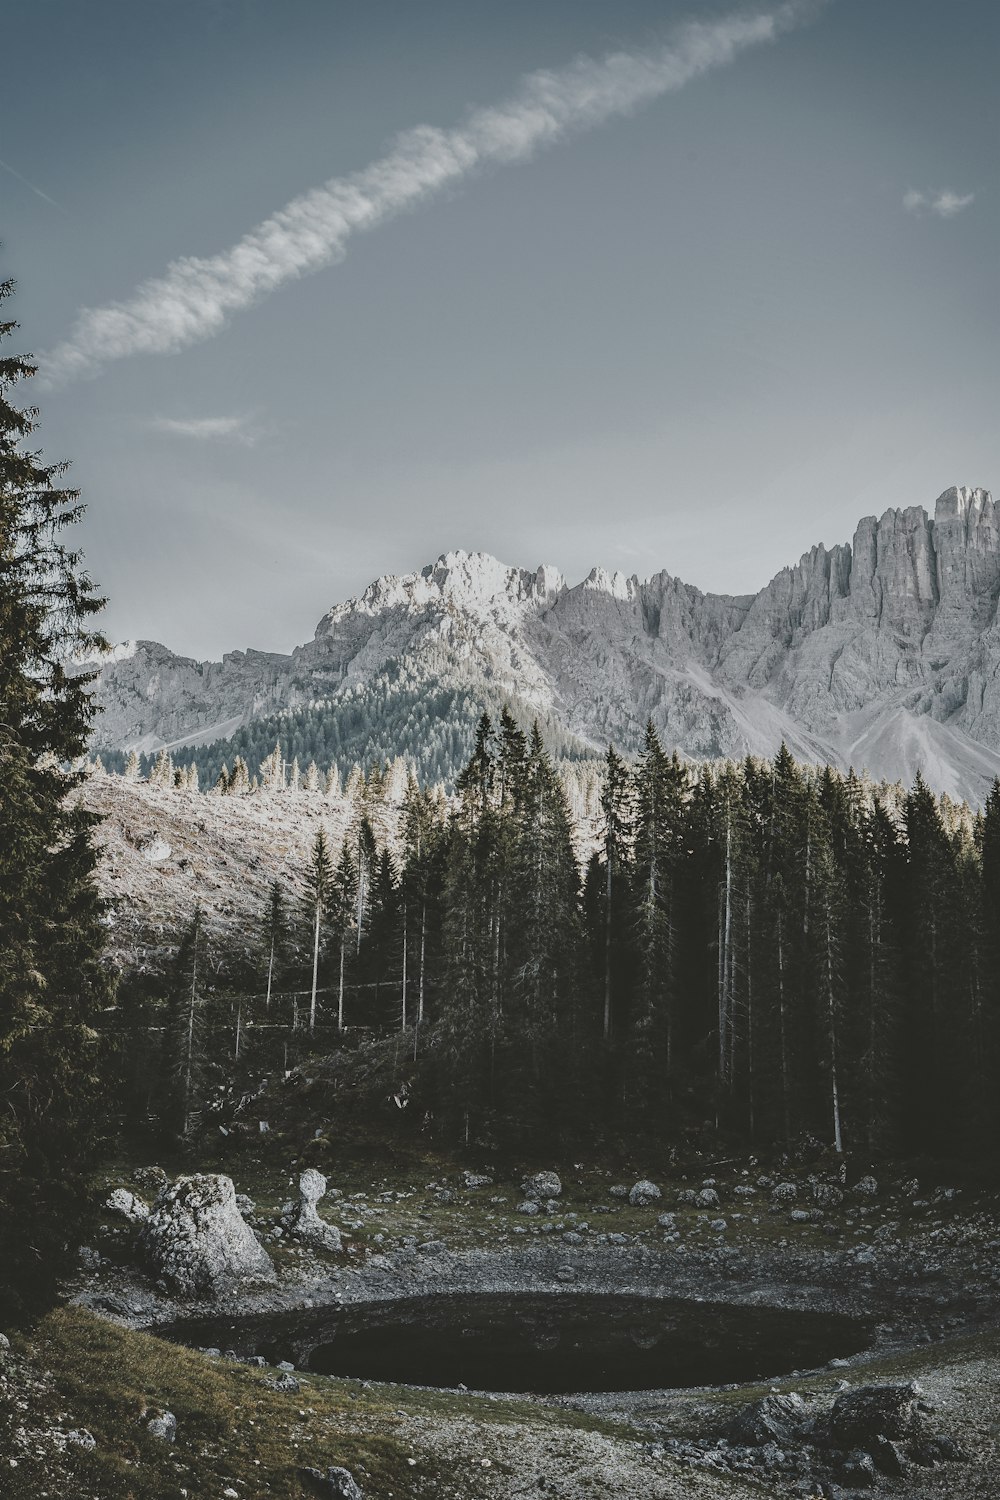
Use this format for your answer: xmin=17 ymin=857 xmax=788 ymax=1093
xmin=90 ymin=485 xmax=1000 ymax=805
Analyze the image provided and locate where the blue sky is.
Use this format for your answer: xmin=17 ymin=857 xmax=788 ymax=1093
xmin=3 ymin=0 xmax=996 ymax=656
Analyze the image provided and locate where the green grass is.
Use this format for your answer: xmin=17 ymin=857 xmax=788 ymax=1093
xmin=3 ymin=1305 xmax=637 ymax=1500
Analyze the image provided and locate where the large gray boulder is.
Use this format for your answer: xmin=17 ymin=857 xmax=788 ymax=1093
xmin=283 ymin=1169 xmax=343 ymax=1254
xmin=138 ymin=1174 xmax=275 ymax=1296
xmin=303 ymin=1465 xmax=363 ymax=1498
xmin=727 ymin=1392 xmax=812 ymax=1447
xmin=521 ymin=1170 xmax=562 ymax=1200
xmin=828 ymin=1382 xmax=928 ymax=1447
xmin=629 ymin=1179 xmax=662 ymax=1206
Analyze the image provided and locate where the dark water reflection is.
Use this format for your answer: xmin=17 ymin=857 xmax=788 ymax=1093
xmin=158 ymin=1293 xmax=871 ymax=1394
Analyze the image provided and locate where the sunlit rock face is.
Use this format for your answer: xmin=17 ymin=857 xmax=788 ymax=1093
xmin=90 ymin=489 xmax=1000 ymax=803
xmin=138 ymin=1174 xmax=276 ymax=1297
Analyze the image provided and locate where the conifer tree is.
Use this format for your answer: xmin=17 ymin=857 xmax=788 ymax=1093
xmin=150 ymin=747 xmax=173 ymax=787
xmin=260 ymin=741 xmax=284 ymax=791
xmin=228 ymin=755 xmax=250 ymax=795
xmin=0 ymin=273 xmax=112 ymax=1314
xmin=124 ymin=748 xmax=141 ymax=781
xmin=262 ymin=880 xmax=289 ymax=1011
xmin=165 ymin=908 xmax=205 ymax=1137
xmin=598 ymin=744 xmax=633 ymax=1042
xmin=330 ymin=843 xmax=359 ymax=1030
xmin=303 ymin=826 xmax=334 ymax=1032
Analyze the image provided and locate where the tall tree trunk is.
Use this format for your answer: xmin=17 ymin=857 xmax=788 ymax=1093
xmin=401 ymin=901 xmax=408 ymax=1031
xmin=309 ymin=901 xmax=321 ymax=1033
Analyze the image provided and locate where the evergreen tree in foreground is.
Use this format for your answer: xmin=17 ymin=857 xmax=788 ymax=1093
xmin=0 ymin=273 xmax=111 ymax=1317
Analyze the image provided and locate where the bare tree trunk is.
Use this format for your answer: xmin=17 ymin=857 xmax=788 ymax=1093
xmin=310 ymin=901 xmax=321 ymax=1033
xmin=401 ymin=901 xmax=408 ymax=1031
xmin=182 ymin=913 xmax=199 ymax=1136
xmin=719 ymin=818 xmax=733 ymax=1087
xmin=826 ymin=911 xmax=843 ymax=1153
xmin=777 ymin=913 xmax=790 ymax=1141
xmin=265 ymin=937 xmax=275 ymax=1011
xmin=603 ymin=856 xmax=613 ymax=1041
xmin=338 ymin=937 xmax=346 ymax=1032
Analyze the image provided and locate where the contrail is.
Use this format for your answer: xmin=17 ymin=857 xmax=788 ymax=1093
xmin=42 ymin=3 xmax=817 ymax=387
xmin=0 ymin=156 xmax=65 ymax=213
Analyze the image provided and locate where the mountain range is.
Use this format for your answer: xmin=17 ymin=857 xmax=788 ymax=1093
xmin=90 ymin=485 xmax=1000 ymax=803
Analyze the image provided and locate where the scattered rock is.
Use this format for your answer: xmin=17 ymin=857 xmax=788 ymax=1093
xmin=138 ymin=1173 xmax=276 ymax=1296
xmin=629 ymin=1179 xmax=661 ymax=1206
xmin=771 ymin=1182 xmax=798 ymax=1204
xmin=812 ymin=1182 xmax=844 ymax=1208
xmin=78 ymin=1245 xmax=102 ymax=1271
xmin=521 ymin=1171 xmax=562 ymax=1200
xmin=460 ymin=1171 xmax=493 ymax=1189
xmin=516 ymin=1200 xmax=541 ymax=1216
xmin=66 ymin=1428 xmax=96 ymax=1450
xmin=694 ymin=1187 xmax=720 ymax=1209
xmin=268 ymin=1371 xmax=301 ymax=1393
xmin=854 ymin=1175 xmax=879 ymax=1197
xmin=609 ymin=1184 xmax=629 ymax=1198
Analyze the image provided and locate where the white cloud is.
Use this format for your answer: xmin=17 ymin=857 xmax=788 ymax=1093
xmin=151 ymin=414 xmax=257 ymax=444
xmin=42 ymin=3 xmax=816 ymax=387
xmin=904 ymin=187 xmax=975 ymax=219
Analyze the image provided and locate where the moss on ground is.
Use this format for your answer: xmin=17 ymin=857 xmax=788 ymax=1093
xmin=1 ymin=1306 xmax=638 ymax=1500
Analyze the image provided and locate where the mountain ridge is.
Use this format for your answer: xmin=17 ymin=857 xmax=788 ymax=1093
xmin=90 ymin=485 xmax=1000 ymax=803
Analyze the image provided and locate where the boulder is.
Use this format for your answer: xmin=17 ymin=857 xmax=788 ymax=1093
xmin=521 ymin=1170 xmax=562 ymax=1200
xmin=812 ymin=1182 xmax=844 ymax=1208
xmin=694 ymin=1187 xmax=720 ymax=1209
xmin=854 ymin=1175 xmax=879 ymax=1197
xmin=303 ymin=1465 xmax=363 ymax=1498
xmin=629 ymin=1179 xmax=662 ymax=1206
xmin=138 ymin=1174 xmax=276 ymax=1296
xmin=727 ymin=1393 xmax=812 ymax=1446
xmin=283 ymin=1169 xmax=343 ymax=1254
xmin=516 ymin=1200 xmax=540 ymax=1216
xmin=132 ymin=1165 xmax=168 ymax=1193
xmin=828 ymin=1382 xmax=927 ymax=1447
xmin=144 ymin=1409 xmax=177 ymax=1443
xmin=460 ymin=1171 xmax=493 ymax=1190
xmin=771 ymin=1182 xmax=798 ymax=1203
xmin=105 ymin=1187 xmax=149 ymax=1224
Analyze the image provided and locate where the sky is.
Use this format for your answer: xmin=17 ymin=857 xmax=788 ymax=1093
xmin=2 ymin=0 xmax=997 ymax=658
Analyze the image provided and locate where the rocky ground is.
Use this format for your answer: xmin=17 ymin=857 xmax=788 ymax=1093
xmin=4 ymin=1148 xmax=997 ymax=1498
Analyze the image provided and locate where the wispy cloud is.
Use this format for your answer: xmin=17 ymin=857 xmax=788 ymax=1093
xmin=0 ymin=156 xmax=65 ymax=213
xmin=41 ymin=3 xmax=817 ymax=388
xmin=150 ymin=414 xmax=257 ymax=444
xmin=903 ymin=187 xmax=975 ymax=219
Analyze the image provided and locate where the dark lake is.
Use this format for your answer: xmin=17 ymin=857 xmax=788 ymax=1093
xmin=157 ymin=1292 xmax=871 ymax=1394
